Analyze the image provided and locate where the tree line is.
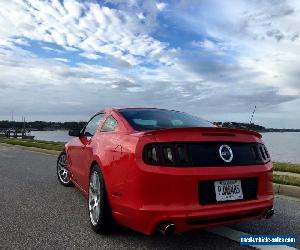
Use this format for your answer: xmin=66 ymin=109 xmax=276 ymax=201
xmin=0 ymin=120 xmax=86 ymax=130
xmin=213 ymin=122 xmax=300 ymax=132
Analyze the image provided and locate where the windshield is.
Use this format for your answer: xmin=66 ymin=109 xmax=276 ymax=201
xmin=119 ymin=109 xmax=214 ymax=131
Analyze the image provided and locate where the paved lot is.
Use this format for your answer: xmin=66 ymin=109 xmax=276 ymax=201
xmin=0 ymin=144 xmax=299 ymax=249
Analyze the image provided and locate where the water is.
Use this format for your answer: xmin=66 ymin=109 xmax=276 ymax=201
xmin=261 ymin=132 xmax=300 ymax=163
xmin=31 ymin=130 xmax=300 ymax=163
xmin=31 ymin=130 xmax=72 ymax=143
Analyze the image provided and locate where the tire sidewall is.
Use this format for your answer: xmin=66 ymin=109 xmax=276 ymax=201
xmin=89 ymin=165 xmax=111 ymax=234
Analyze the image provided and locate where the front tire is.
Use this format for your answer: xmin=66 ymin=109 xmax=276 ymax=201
xmin=57 ymin=152 xmax=73 ymax=187
xmin=89 ymin=165 xmax=112 ymax=234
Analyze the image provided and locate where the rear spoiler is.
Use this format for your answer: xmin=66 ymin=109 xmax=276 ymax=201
xmin=140 ymin=127 xmax=262 ymax=139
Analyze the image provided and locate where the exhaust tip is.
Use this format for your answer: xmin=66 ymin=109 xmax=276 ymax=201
xmin=265 ymin=209 xmax=274 ymax=219
xmin=158 ymin=222 xmax=175 ymax=236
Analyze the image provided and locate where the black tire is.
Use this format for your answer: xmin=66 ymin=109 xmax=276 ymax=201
xmin=56 ymin=152 xmax=73 ymax=187
xmin=89 ymin=165 xmax=112 ymax=234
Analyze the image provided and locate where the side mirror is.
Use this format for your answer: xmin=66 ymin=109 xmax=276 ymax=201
xmin=68 ymin=129 xmax=82 ymax=137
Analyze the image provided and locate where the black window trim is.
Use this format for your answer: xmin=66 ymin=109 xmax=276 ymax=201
xmin=81 ymin=111 xmax=105 ymax=137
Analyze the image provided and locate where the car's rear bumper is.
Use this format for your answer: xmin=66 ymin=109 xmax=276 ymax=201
xmin=111 ymin=162 xmax=274 ymax=235
xmin=114 ymin=195 xmax=273 ymax=235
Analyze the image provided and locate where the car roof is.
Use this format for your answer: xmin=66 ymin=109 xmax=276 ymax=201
xmin=112 ymin=107 xmax=180 ymax=112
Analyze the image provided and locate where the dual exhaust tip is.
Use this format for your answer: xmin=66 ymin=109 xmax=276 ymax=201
xmin=157 ymin=222 xmax=175 ymax=236
xmin=265 ymin=209 xmax=274 ymax=219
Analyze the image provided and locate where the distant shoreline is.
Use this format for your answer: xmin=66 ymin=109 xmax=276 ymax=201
xmin=213 ymin=122 xmax=300 ymax=133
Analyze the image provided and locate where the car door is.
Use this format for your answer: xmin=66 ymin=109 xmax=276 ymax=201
xmin=68 ymin=113 xmax=105 ymax=188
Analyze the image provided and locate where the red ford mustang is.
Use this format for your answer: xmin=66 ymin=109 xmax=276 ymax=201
xmin=56 ymin=108 xmax=274 ymax=235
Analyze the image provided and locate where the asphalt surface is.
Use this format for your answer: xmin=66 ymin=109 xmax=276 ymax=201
xmin=0 ymin=144 xmax=299 ymax=250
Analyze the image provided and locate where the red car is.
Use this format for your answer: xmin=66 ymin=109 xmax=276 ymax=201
xmin=57 ymin=108 xmax=274 ymax=235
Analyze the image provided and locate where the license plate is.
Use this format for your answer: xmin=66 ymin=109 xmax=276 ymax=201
xmin=214 ymin=179 xmax=243 ymax=201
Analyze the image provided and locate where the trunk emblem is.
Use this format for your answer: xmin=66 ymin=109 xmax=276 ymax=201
xmin=219 ymin=144 xmax=233 ymax=163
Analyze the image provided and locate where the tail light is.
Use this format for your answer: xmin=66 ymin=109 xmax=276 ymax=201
xmin=263 ymin=145 xmax=270 ymax=158
xmin=143 ymin=143 xmax=190 ymax=166
xmin=162 ymin=145 xmax=175 ymax=163
xmin=145 ymin=145 xmax=159 ymax=164
xmin=143 ymin=142 xmax=270 ymax=166
xmin=176 ymin=144 xmax=189 ymax=164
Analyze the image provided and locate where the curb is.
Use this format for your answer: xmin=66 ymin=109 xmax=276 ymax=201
xmin=0 ymin=143 xmax=60 ymax=156
xmin=273 ymin=183 xmax=300 ymax=199
xmin=274 ymin=171 xmax=300 ymax=178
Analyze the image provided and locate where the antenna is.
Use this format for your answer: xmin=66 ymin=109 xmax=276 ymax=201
xmin=249 ymin=105 xmax=256 ymax=124
xmin=23 ymin=116 xmax=26 ymax=130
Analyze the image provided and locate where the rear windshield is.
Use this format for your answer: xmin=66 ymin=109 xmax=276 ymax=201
xmin=119 ymin=109 xmax=214 ymax=131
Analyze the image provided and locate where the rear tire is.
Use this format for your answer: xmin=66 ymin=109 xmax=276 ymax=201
xmin=56 ymin=152 xmax=73 ymax=187
xmin=89 ymin=165 xmax=112 ymax=234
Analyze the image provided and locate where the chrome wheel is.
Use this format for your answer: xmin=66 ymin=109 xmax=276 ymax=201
xmin=57 ymin=153 xmax=70 ymax=184
xmin=89 ymin=171 xmax=101 ymax=226
xmin=88 ymin=166 xmax=112 ymax=234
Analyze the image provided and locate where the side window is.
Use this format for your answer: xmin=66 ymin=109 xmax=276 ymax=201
xmin=101 ymin=116 xmax=117 ymax=132
xmin=83 ymin=113 xmax=104 ymax=136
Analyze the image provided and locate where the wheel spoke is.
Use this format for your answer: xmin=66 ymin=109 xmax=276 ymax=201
xmin=58 ymin=162 xmax=66 ymax=169
xmin=62 ymin=171 xmax=67 ymax=179
xmin=92 ymin=174 xmax=97 ymax=188
xmin=94 ymin=205 xmax=100 ymax=220
xmin=89 ymin=200 xmax=98 ymax=211
xmin=89 ymin=171 xmax=101 ymax=226
xmin=59 ymin=156 xmax=65 ymax=166
xmin=91 ymin=186 xmax=96 ymax=194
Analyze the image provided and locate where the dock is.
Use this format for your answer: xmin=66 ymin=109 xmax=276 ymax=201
xmin=0 ymin=128 xmax=35 ymax=139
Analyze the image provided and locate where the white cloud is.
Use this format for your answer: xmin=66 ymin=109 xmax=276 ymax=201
xmin=137 ymin=12 xmax=146 ymax=19
xmin=0 ymin=0 xmax=299 ymax=127
xmin=192 ymin=39 xmax=234 ymax=55
xmin=172 ymin=0 xmax=300 ymax=96
xmin=156 ymin=2 xmax=167 ymax=11
xmin=0 ymin=0 xmax=171 ymax=66
xmin=42 ymin=46 xmax=64 ymax=53
xmin=64 ymin=0 xmax=82 ymax=18
xmin=0 ymin=44 xmax=296 ymax=127
xmin=192 ymin=39 xmax=216 ymax=50
xmin=79 ymin=52 xmax=101 ymax=60
xmin=55 ymin=57 xmax=69 ymax=63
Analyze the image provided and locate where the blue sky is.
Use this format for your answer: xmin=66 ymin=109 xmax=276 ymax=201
xmin=0 ymin=0 xmax=299 ymax=128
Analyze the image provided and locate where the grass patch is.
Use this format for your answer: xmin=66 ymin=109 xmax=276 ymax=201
xmin=273 ymin=162 xmax=300 ymax=174
xmin=272 ymin=174 xmax=300 ymax=187
xmin=0 ymin=137 xmax=64 ymax=151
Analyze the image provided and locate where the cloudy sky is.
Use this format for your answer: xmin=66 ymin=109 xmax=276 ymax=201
xmin=0 ymin=0 xmax=300 ymax=128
